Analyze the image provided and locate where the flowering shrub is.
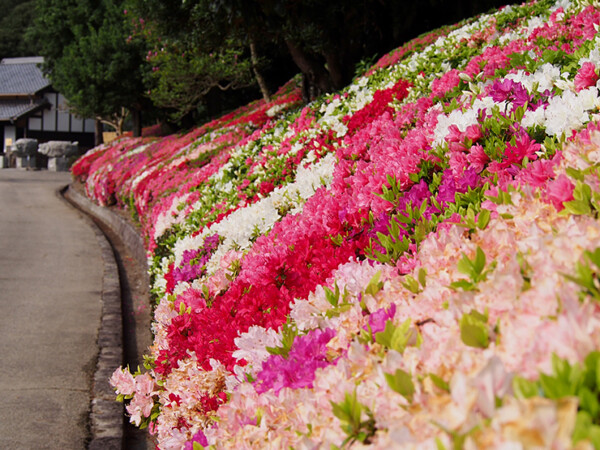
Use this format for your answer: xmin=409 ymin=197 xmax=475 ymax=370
xmin=73 ymin=0 xmax=600 ymax=447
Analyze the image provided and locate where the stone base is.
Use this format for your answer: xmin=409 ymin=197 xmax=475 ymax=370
xmin=48 ymin=156 xmax=68 ymax=172
xmin=15 ymin=156 xmax=36 ymax=169
xmin=0 ymin=156 xmax=6 ymax=168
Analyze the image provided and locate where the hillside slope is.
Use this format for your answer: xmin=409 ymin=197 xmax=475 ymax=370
xmin=75 ymin=0 xmax=600 ymax=447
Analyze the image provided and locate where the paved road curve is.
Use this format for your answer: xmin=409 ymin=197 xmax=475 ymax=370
xmin=0 ymin=169 xmax=102 ymax=449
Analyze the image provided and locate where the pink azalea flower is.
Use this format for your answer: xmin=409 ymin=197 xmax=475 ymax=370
xmin=574 ymin=62 xmax=598 ymax=92
xmin=467 ymin=144 xmax=490 ymax=173
xmin=465 ymin=124 xmax=483 ymax=142
xmin=546 ymin=174 xmax=575 ymax=211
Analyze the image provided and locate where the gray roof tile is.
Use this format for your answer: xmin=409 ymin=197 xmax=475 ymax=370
xmin=0 ymin=58 xmax=50 ymax=95
xmin=0 ymin=98 xmax=47 ymax=121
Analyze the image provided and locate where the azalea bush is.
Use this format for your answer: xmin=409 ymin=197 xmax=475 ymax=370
xmin=73 ymin=0 xmax=600 ymax=447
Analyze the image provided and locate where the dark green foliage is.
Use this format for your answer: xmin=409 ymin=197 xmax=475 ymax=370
xmin=24 ymin=0 xmax=512 ymax=131
xmin=0 ymin=1 xmax=38 ymax=58
xmin=27 ymin=0 xmax=150 ymax=134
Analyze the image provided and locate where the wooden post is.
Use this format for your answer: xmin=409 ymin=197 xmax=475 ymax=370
xmin=94 ymin=119 xmax=103 ymax=146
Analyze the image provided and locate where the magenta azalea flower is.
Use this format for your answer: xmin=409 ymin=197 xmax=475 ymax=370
xmin=365 ymin=303 xmax=397 ymax=334
xmin=254 ymin=328 xmax=336 ymax=394
xmin=489 ymin=79 xmax=530 ymax=110
xmin=184 ymin=430 xmax=208 ymax=449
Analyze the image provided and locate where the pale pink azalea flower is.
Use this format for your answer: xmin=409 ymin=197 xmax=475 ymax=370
xmin=470 ymin=356 xmax=513 ymax=418
xmin=135 ymin=372 xmax=155 ymax=397
xmin=490 ymin=396 xmax=578 ymax=448
xmin=126 ymin=393 xmax=154 ymax=426
xmin=110 ymin=367 xmax=135 ymax=396
xmin=232 ymin=325 xmax=281 ymax=367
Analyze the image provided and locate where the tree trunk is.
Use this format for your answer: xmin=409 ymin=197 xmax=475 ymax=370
xmin=324 ymin=49 xmax=346 ymax=90
xmin=94 ymin=119 xmax=103 ymax=146
xmin=132 ymin=109 xmax=142 ymax=138
xmin=285 ymin=39 xmax=333 ymax=101
xmin=249 ymin=38 xmax=271 ymax=103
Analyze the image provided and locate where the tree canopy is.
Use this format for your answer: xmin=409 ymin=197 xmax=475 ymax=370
xmin=0 ymin=0 xmax=38 ymax=58
xmin=27 ymin=0 xmax=149 ymax=136
xmin=22 ymin=0 xmax=511 ymax=134
xmin=128 ymin=0 xmax=510 ymax=108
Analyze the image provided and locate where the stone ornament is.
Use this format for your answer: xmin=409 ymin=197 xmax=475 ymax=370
xmin=38 ymin=141 xmax=79 ymax=158
xmin=11 ymin=138 xmax=38 ymax=156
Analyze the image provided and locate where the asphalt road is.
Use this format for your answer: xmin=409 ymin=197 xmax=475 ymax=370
xmin=0 ymin=169 xmax=102 ymax=449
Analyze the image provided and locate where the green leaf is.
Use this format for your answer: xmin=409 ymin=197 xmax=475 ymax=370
xmin=512 ymin=375 xmax=539 ymax=399
xmin=330 ymin=396 xmax=352 ymax=425
xmin=201 ymin=284 xmax=210 ymax=300
xmin=375 ymin=319 xmax=420 ymax=354
xmin=265 ymin=345 xmax=285 ymax=356
xmin=330 ymin=234 xmax=344 ymax=247
xmin=365 ymin=271 xmax=383 ymax=296
xmin=563 ymin=199 xmax=592 ymax=216
xmin=573 ymin=410 xmax=600 ymax=448
xmin=375 ymin=320 xmax=397 ymax=349
xmin=469 ymin=308 xmax=488 ymax=323
xmin=458 ymin=247 xmax=489 ymax=281
xmin=390 ymin=320 xmax=413 ymax=353
xmin=449 ymin=279 xmax=477 ymax=291
xmin=595 ymin=354 xmax=600 ymax=391
xmin=256 ymin=407 xmax=264 ymax=426
xmin=563 ymin=181 xmax=593 ymax=216
xmin=539 ymin=373 xmax=571 ymax=400
xmin=385 ymin=369 xmax=415 ymax=401
xmin=477 ymin=209 xmax=491 ymax=229
xmin=473 ymin=247 xmax=487 ymax=278
xmin=587 ymin=248 xmax=600 ymax=268
xmin=582 ymin=351 xmax=600 ymax=389
xmin=331 ymin=391 xmax=362 ymax=428
xmin=587 ymin=426 xmax=600 ymax=449
xmin=456 ymin=253 xmax=475 ymax=278
xmin=566 ymin=167 xmax=585 ymax=181
xmin=459 ymin=310 xmax=489 ymax=348
xmin=429 ymin=373 xmax=450 ymax=393
xmin=579 ymin=386 xmax=600 ymax=418
xmin=418 ymin=268 xmax=427 ymax=288
xmin=266 ymin=322 xmax=297 ymax=358
xmin=330 ymin=389 xmax=377 ymax=446
xmin=324 ymin=283 xmax=341 ymax=307
xmin=401 ymin=275 xmax=421 ymax=294
xmin=193 ymin=443 xmax=205 ymax=450
xmin=435 ymin=437 xmax=447 ymax=450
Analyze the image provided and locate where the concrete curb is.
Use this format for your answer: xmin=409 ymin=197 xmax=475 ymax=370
xmin=61 ymin=185 xmax=127 ymax=450
xmin=64 ymin=186 xmax=147 ymax=269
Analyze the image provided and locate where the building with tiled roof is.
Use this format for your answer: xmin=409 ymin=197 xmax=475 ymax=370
xmin=0 ymin=57 xmax=95 ymax=154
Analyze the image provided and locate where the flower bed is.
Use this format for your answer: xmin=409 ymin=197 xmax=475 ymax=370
xmin=73 ymin=0 xmax=600 ymax=447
